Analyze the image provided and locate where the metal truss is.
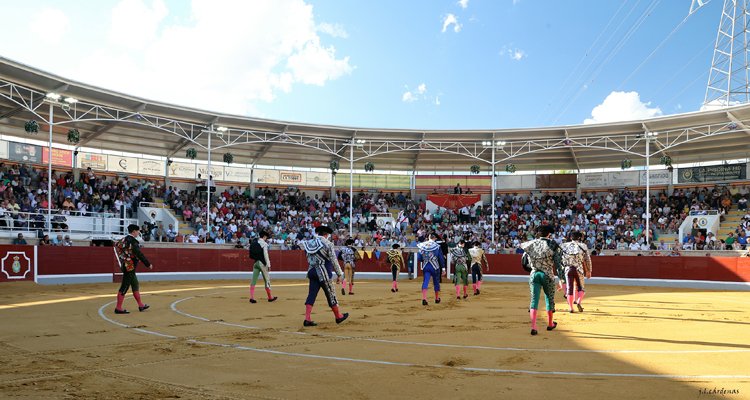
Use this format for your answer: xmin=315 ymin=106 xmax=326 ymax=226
xmin=353 ymin=140 xmax=491 ymax=162
xmin=494 ymin=136 xmax=646 ymax=163
xmin=208 ymin=128 xmax=349 ymax=157
xmin=2 ymin=77 xmax=749 ymax=168
xmin=0 ymin=80 xmax=52 ymax=122
xmin=0 ymin=78 xmax=208 ymax=149
xmin=703 ymin=0 xmax=750 ymax=107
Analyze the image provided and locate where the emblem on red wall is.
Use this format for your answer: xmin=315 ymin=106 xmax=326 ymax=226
xmin=2 ymin=251 xmax=31 ymax=279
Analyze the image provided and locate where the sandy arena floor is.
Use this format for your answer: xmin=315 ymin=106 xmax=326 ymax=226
xmin=0 ymin=278 xmax=748 ymax=399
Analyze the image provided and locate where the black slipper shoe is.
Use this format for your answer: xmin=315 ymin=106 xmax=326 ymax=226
xmin=335 ymin=313 xmax=349 ymax=324
xmin=138 ymin=304 xmax=149 ymax=312
xmin=576 ymin=303 xmax=584 ymax=312
xmin=422 ymin=300 xmax=428 ymax=306
xmin=249 ymin=299 xmax=257 ymax=303
xmin=531 ymin=329 xmax=538 ymax=336
xmin=268 ymin=297 xmax=278 ymax=302
xmin=303 ymin=320 xmax=317 ymax=327
xmin=547 ymin=321 xmax=558 ymax=331
xmin=114 ymin=309 xmax=129 ymax=314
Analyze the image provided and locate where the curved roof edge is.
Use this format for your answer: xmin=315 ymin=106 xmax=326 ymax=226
xmin=2 ymin=55 xmax=748 ymax=136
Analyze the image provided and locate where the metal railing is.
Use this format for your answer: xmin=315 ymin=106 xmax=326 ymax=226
xmin=139 ymin=201 xmax=169 ymax=209
xmin=688 ymin=210 xmax=719 ymax=216
xmin=0 ymin=211 xmax=137 ymax=236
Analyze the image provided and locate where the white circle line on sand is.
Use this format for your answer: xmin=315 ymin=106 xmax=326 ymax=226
xmin=98 ymin=299 xmax=750 ymax=380
xmin=98 ymin=301 xmax=177 ymax=339
xmin=169 ymin=296 xmax=750 ymax=355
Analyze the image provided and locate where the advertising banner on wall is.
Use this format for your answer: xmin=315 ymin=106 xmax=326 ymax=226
xmin=677 ymin=163 xmax=747 ymax=183
xmin=77 ymin=152 xmax=107 ymax=170
xmin=578 ymin=173 xmax=608 ymax=188
xmin=168 ymin=161 xmax=196 ymax=179
xmin=107 ymin=155 xmax=138 ymax=174
xmin=138 ymin=159 xmax=165 ymax=176
xmin=223 ymin=166 xmax=252 ymax=183
xmin=496 ymin=175 xmax=536 ymax=190
xmin=306 ymin=171 xmax=332 ymax=187
xmin=280 ymin=171 xmax=305 ymax=185
xmin=608 ymin=171 xmax=639 ymax=187
xmin=639 ymin=170 xmax=671 ymax=186
xmin=8 ymin=142 xmax=41 ymax=163
xmin=253 ymin=169 xmax=280 ymax=184
xmin=336 ymin=174 xmax=411 ymax=189
xmin=42 ymin=148 xmax=73 ymax=166
xmin=0 ymin=140 xmax=8 ymax=160
xmin=196 ymin=165 xmax=224 ymax=180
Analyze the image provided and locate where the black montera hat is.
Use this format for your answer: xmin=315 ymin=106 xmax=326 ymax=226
xmin=315 ymin=225 xmax=333 ymax=235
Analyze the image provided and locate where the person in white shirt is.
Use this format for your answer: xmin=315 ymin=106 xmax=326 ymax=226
xmin=629 ymin=242 xmax=641 ymax=251
xmin=166 ymin=224 xmax=177 ymax=242
xmin=187 ymin=232 xmax=198 ymax=243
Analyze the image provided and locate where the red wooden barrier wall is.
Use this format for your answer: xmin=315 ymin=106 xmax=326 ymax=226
xmin=1 ymin=245 xmax=746 ymax=283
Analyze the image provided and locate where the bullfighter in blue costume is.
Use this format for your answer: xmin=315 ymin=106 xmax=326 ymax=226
xmin=417 ymin=233 xmax=446 ymax=305
xmin=302 ymin=226 xmax=349 ymax=327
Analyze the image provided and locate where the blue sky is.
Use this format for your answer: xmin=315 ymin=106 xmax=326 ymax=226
xmin=0 ymin=0 xmax=721 ymax=130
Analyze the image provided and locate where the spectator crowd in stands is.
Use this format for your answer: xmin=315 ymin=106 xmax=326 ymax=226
xmin=0 ymin=162 xmax=158 ymax=235
xmin=3 ymin=158 xmax=746 ymax=255
xmin=162 ymin=180 xmax=746 ymax=254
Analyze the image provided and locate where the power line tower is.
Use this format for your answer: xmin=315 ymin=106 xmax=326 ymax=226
xmin=698 ymin=0 xmax=750 ymax=107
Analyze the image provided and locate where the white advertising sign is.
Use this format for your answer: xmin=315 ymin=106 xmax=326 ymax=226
xmin=223 ymin=166 xmax=252 ymax=183
xmin=168 ymin=161 xmax=196 ymax=179
xmin=579 ymin=173 xmax=608 ymax=188
xmin=609 ymin=171 xmax=639 ymax=187
xmin=196 ymin=165 xmax=224 ymax=180
xmin=107 ymin=155 xmax=139 ymax=174
xmin=77 ymin=152 xmax=108 ymax=170
xmin=496 ymin=175 xmax=535 ymax=190
xmin=306 ymin=171 xmax=332 ymax=187
xmin=138 ymin=159 xmax=165 ymax=176
xmin=254 ymin=169 xmax=279 ymax=184
xmin=640 ymin=170 xmax=671 ymax=186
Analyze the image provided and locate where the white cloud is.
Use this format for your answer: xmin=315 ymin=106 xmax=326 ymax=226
xmin=442 ymin=14 xmax=461 ymax=33
xmin=402 ymin=83 xmax=440 ymax=105
xmin=32 ymin=8 xmax=70 ymax=45
xmin=287 ymin=42 xmax=352 ymax=85
xmin=700 ymin=99 xmax=741 ymax=111
xmin=500 ymin=45 xmax=526 ymax=61
xmin=458 ymin=0 xmax=469 ymax=9
xmin=584 ymin=91 xmax=662 ymax=124
xmin=109 ymin=0 xmax=167 ymax=50
xmin=509 ymin=49 xmax=526 ymax=61
xmin=317 ymin=22 xmax=348 ymax=39
xmin=70 ymin=0 xmax=353 ymax=115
